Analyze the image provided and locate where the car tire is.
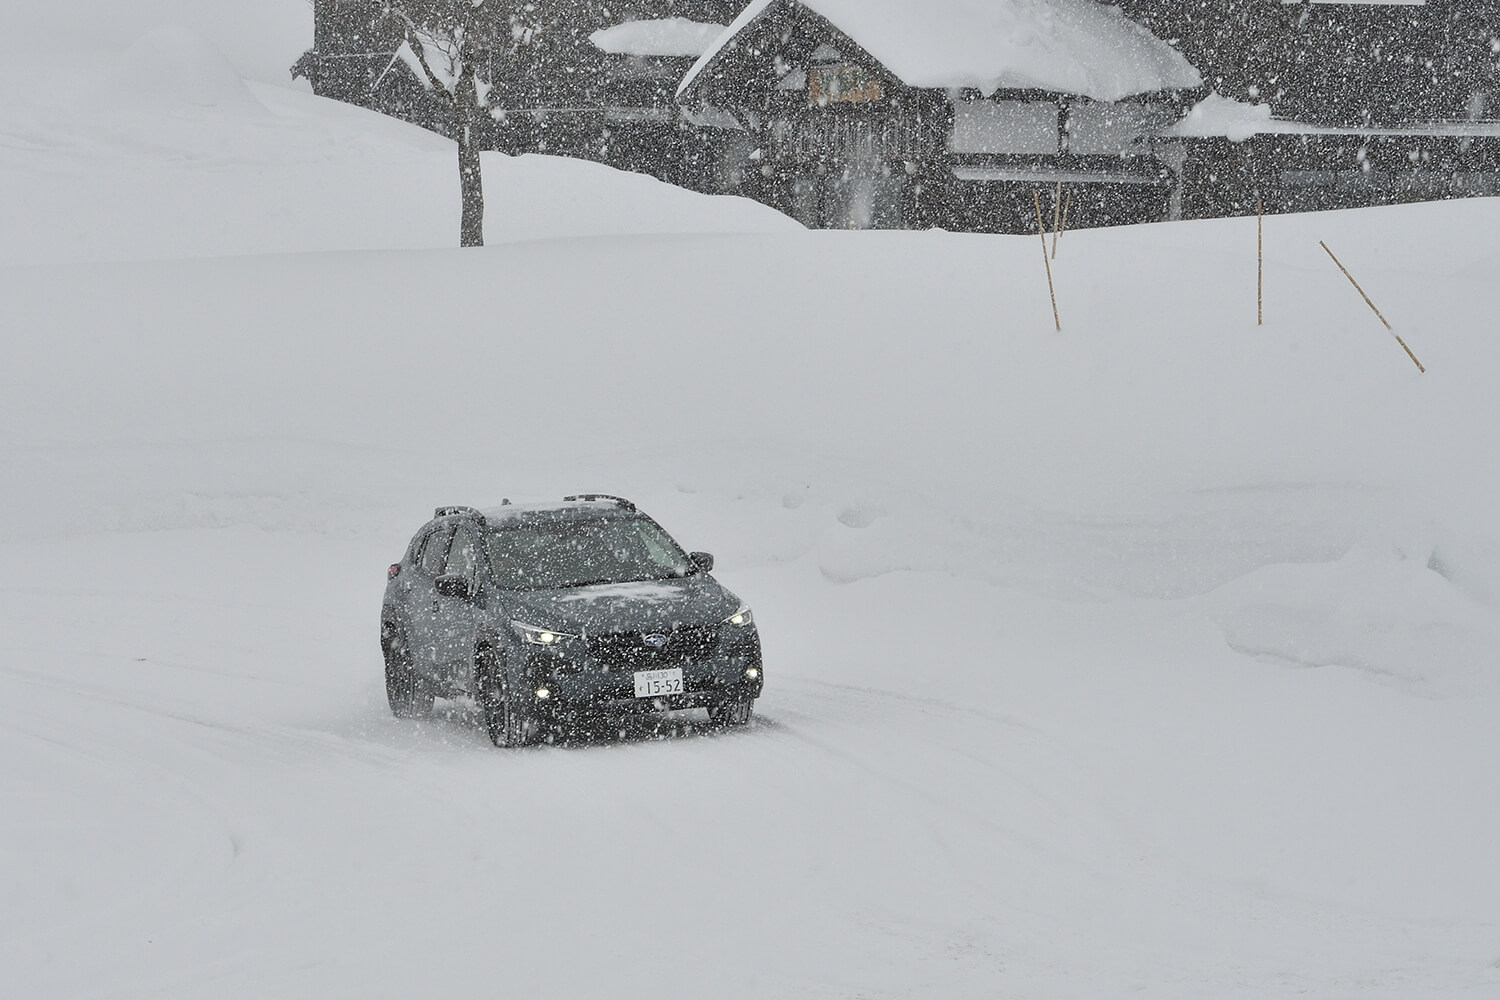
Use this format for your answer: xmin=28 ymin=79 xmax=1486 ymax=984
xmin=384 ymin=629 xmax=434 ymax=719
xmin=709 ymin=698 xmax=753 ymax=727
xmin=477 ymin=650 xmax=533 ymax=748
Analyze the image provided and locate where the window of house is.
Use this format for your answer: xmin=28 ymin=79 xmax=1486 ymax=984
xmin=949 ymin=101 xmax=1059 ymax=156
xmin=1066 ymin=102 xmax=1175 ymax=155
xmin=809 ymin=64 xmax=884 ymax=105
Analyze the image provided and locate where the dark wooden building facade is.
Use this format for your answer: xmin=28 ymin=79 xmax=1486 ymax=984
xmin=1126 ymin=0 xmax=1500 ymax=218
xmin=676 ymin=0 xmax=1205 ymax=231
xmin=293 ymin=0 xmax=1500 ymax=230
xmin=1121 ymin=0 xmax=1500 ymax=128
xmin=292 ymin=0 xmax=748 ymax=192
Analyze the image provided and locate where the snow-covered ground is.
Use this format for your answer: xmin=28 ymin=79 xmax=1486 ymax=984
xmin=4 ymin=4 xmax=1500 ymax=998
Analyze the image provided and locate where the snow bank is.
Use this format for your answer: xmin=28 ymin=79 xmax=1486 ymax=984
xmin=684 ymin=0 xmax=1202 ymax=101
xmin=0 ymin=82 xmax=795 ymax=267
xmin=101 ymin=25 xmax=267 ymax=115
xmin=589 ymin=18 xmax=728 ymax=58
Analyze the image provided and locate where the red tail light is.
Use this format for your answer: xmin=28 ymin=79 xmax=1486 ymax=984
xmin=387 ymin=564 xmax=401 ymax=580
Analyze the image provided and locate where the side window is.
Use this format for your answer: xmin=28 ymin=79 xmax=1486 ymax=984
xmin=418 ymin=525 xmax=453 ymax=578
xmin=446 ymin=524 xmax=480 ymax=582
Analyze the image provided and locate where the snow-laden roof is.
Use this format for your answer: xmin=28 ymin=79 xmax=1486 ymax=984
xmin=679 ymin=0 xmax=774 ymax=95
xmin=681 ymin=0 xmax=1202 ymax=102
xmin=1168 ymin=92 xmax=1500 ymax=141
xmin=590 ymin=18 xmax=729 ymax=59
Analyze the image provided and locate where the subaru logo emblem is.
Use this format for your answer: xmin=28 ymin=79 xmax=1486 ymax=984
xmin=642 ymin=633 xmax=669 ymax=648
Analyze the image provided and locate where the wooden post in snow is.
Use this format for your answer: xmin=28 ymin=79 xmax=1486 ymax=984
xmin=1050 ymin=181 xmax=1063 ymax=258
xmin=1052 ymin=189 xmax=1071 ymax=260
xmin=1032 ymin=188 xmax=1061 ymax=332
xmin=1319 ymin=240 xmax=1425 ymax=373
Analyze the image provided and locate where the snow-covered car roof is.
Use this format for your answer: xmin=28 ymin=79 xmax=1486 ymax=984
xmin=590 ymin=18 xmax=729 ymax=59
xmin=480 ymin=496 xmax=641 ymax=523
xmin=681 ymin=0 xmax=1202 ymax=102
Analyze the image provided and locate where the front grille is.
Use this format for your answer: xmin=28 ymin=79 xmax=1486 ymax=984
xmin=586 ymin=625 xmax=719 ymax=672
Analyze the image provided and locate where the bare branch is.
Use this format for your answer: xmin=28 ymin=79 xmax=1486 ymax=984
xmin=382 ymin=0 xmax=499 ymax=106
xmin=400 ymin=24 xmax=455 ymax=101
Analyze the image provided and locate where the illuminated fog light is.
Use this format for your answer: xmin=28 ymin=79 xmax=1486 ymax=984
xmin=535 ymin=687 xmax=552 ymax=701
xmin=745 ymin=667 xmax=760 ymax=680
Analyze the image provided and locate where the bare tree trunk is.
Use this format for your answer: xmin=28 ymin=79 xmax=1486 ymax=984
xmin=457 ymin=135 xmax=484 ymax=248
xmin=455 ymin=61 xmax=485 ymax=248
xmin=389 ymin=3 xmax=494 ymax=247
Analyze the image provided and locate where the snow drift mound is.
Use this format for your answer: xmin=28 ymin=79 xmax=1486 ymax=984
xmin=101 ymin=25 xmax=267 ymax=115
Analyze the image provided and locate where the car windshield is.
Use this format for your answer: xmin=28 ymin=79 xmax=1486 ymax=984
xmin=486 ymin=516 xmax=695 ymax=591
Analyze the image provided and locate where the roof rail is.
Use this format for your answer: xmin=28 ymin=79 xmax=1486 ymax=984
xmin=433 ymin=505 xmax=485 ymax=519
xmin=562 ymin=494 xmax=637 ymax=511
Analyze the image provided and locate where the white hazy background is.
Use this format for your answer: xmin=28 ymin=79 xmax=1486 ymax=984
xmin=3 ymin=2 xmax=1499 ymax=998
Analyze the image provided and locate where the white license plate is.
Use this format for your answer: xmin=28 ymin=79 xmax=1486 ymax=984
xmin=633 ymin=667 xmax=684 ymax=698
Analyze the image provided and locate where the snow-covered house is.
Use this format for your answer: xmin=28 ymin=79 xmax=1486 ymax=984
xmin=1123 ymin=0 xmax=1500 ymax=129
xmin=676 ymin=0 xmax=1204 ymax=230
xmin=507 ymin=14 xmax=741 ymax=191
xmin=1130 ymin=0 xmax=1500 ymax=220
xmin=292 ymin=1 xmax=743 ymax=191
xmin=292 ymin=0 xmax=451 ymax=134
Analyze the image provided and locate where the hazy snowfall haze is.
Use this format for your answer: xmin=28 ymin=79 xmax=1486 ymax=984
xmin=3 ymin=2 xmax=1500 ymax=998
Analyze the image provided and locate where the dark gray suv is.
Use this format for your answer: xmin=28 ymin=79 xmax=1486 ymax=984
xmin=380 ymin=496 xmax=764 ymax=746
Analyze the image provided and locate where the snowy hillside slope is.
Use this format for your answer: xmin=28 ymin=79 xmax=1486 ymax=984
xmin=0 ymin=21 xmax=795 ymax=266
xmin=4 ymin=8 xmax=1500 ymax=1000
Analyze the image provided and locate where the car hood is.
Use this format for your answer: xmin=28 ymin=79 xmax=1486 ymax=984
xmin=498 ymin=575 xmax=742 ymax=634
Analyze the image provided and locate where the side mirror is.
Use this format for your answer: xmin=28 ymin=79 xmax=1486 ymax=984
xmin=690 ymin=551 xmax=715 ymax=573
xmin=434 ymin=573 xmax=477 ymax=601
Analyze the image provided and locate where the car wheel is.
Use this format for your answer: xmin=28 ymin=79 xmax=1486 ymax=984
xmin=477 ymin=650 xmax=533 ymax=748
xmin=709 ymin=698 xmax=753 ymax=727
xmin=384 ymin=629 xmax=434 ymax=719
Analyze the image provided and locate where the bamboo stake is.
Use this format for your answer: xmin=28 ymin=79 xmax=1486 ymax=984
xmin=1053 ymin=188 xmax=1071 ymax=259
xmin=1257 ymin=196 xmax=1263 ymax=327
xmin=1032 ymin=188 xmax=1061 ymax=332
xmin=1319 ymin=240 xmax=1425 ymax=373
xmin=1050 ymin=181 xmax=1063 ymax=258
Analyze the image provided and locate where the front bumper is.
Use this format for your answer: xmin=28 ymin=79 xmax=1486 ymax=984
xmin=518 ymin=626 xmax=763 ymax=715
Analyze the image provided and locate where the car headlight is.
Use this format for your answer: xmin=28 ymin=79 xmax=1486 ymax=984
xmin=723 ymin=606 xmax=754 ymax=628
xmin=510 ymin=621 xmax=578 ymax=646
